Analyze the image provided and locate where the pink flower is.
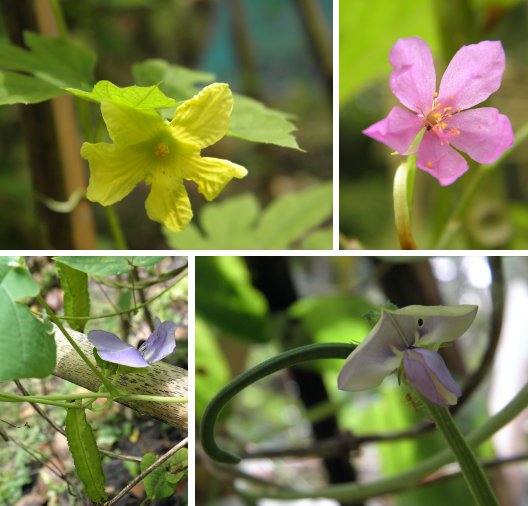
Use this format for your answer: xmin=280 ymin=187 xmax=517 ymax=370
xmin=363 ymin=37 xmax=514 ymax=186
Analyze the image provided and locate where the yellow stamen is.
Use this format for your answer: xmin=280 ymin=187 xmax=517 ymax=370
xmin=154 ymin=142 xmax=170 ymax=159
xmin=427 ymin=162 xmax=433 ymax=168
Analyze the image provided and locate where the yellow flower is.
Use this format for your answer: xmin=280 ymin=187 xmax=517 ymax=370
xmin=81 ymin=83 xmax=247 ymax=232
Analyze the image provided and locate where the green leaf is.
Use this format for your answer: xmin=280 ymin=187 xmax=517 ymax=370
xmin=65 ymin=408 xmax=107 ymax=503
xmin=196 ymin=257 xmax=269 ymax=343
xmin=132 ymin=58 xmax=301 ymax=149
xmin=53 ymin=256 xmax=165 ymax=276
xmin=195 ymin=318 xmax=231 ymax=420
xmin=164 ymin=183 xmax=332 ymax=250
xmin=253 ymin=182 xmax=333 ymax=248
xmin=0 ymin=257 xmax=55 ymax=380
xmin=66 ymin=80 xmax=177 ymax=109
xmin=132 ymin=58 xmax=215 ymax=101
xmin=55 ymin=261 xmax=90 ymax=332
xmin=289 ymin=296 xmax=374 ymax=345
xmin=301 ymin=227 xmax=333 ymax=250
xmin=229 ymin=94 xmax=302 ymax=150
xmin=196 ymin=194 xmax=261 ymax=249
xmin=0 ymin=70 xmax=61 ymax=105
xmin=339 ymin=0 xmax=439 ymax=104
xmin=141 ymin=448 xmax=188 ymax=499
xmin=0 ymin=31 xmax=95 ymax=96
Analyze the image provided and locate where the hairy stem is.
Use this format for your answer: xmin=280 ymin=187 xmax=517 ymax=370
xmin=422 ymin=396 xmax=499 ymax=506
xmin=38 ymin=294 xmax=118 ymax=395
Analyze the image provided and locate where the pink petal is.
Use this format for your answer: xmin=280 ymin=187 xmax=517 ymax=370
xmin=417 ymin=131 xmax=469 ymax=186
xmin=389 ymin=37 xmax=436 ymax=114
xmin=447 ymin=108 xmax=514 ymax=164
xmin=363 ymin=106 xmax=424 ymax=155
xmin=438 ymin=41 xmax=505 ymax=111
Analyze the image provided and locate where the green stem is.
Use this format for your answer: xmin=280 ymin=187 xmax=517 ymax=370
xmin=433 ymin=122 xmax=528 ymax=249
xmin=234 ymin=381 xmax=528 ymax=502
xmin=199 ymin=341 xmax=527 ymax=502
xmin=393 ymin=158 xmax=418 ymax=249
xmin=29 ymin=267 xmax=186 ymax=321
xmin=0 ymin=392 xmax=77 ymax=409
xmin=38 ymin=295 xmax=118 ymax=396
xmin=0 ymin=391 xmax=187 ymax=404
xmin=104 ymin=205 xmax=128 ymax=250
xmin=422 ymin=395 xmax=499 ymax=506
xmin=50 ymin=0 xmax=69 ymax=39
xmin=200 ymin=343 xmax=356 ymax=464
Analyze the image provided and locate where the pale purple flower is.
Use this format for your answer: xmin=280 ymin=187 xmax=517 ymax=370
xmin=363 ymin=37 xmax=514 ymax=186
xmin=337 ymin=305 xmax=478 ymax=406
xmin=88 ymin=318 xmax=177 ymax=368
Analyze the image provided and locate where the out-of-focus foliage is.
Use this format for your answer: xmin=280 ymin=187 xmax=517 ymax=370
xmin=340 ymin=0 xmax=439 ymax=103
xmin=166 ymin=183 xmax=333 ymax=249
xmin=196 ymin=256 xmax=269 ymax=343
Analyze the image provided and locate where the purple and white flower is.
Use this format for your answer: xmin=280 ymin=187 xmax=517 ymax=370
xmin=88 ymin=318 xmax=177 ymax=368
xmin=338 ymin=305 xmax=478 ymax=406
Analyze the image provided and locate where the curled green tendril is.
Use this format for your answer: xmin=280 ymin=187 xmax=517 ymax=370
xmin=199 ymin=342 xmax=356 ymax=464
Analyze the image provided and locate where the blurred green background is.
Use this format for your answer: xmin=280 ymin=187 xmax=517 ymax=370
xmin=0 ymin=0 xmax=332 ymax=249
xmin=340 ymin=0 xmax=528 ymax=249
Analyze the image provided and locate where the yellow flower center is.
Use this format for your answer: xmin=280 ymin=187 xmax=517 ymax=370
xmin=154 ymin=142 xmax=170 ymax=159
xmin=425 ymin=100 xmax=461 ymax=143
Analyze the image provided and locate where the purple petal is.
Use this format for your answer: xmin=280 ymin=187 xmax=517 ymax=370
xmin=403 ymin=348 xmax=461 ymax=406
xmin=389 ymin=37 xmax=436 ymax=114
xmin=437 ymin=41 xmax=505 ymax=111
xmin=87 ymin=330 xmax=149 ymax=367
xmin=417 ymin=130 xmax=469 ymax=185
xmin=363 ymin=106 xmax=425 ymax=155
xmin=140 ymin=321 xmax=177 ymax=364
xmin=447 ymin=108 xmax=514 ymax=164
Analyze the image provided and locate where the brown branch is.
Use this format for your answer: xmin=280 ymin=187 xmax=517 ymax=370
xmin=103 ymin=437 xmax=188 ymax=506
xmin=0 ymin=0 xmax=96 ymax=248
xmin=293 ymin=0 xmax=332 ymax=100
xmin=52 ymin=324 xmax=188 ymax=432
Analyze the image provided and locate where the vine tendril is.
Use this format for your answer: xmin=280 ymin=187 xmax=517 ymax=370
xmin=200 ymin=342 xmax=356 ymax=464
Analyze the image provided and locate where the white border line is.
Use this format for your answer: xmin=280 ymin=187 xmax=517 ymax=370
xmin=333 ymin=0 xmax=340 ymax=251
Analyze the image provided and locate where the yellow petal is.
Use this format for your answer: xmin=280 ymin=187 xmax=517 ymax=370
xmin=81 ymin=142 xmax=148 ymax=205
xmin=101 ymin=102 xmax=164 ymax=146
xmin=145 ymin=171 xmax=193 ymax=232
xmin=170 ymin=83 xmax=233 ymax=149
xmin=181 ymin=153 xmax=247 ymax=201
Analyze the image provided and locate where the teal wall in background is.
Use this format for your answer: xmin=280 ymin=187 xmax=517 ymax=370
xmin=202 ymin=0 xmax=332 ymax=96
